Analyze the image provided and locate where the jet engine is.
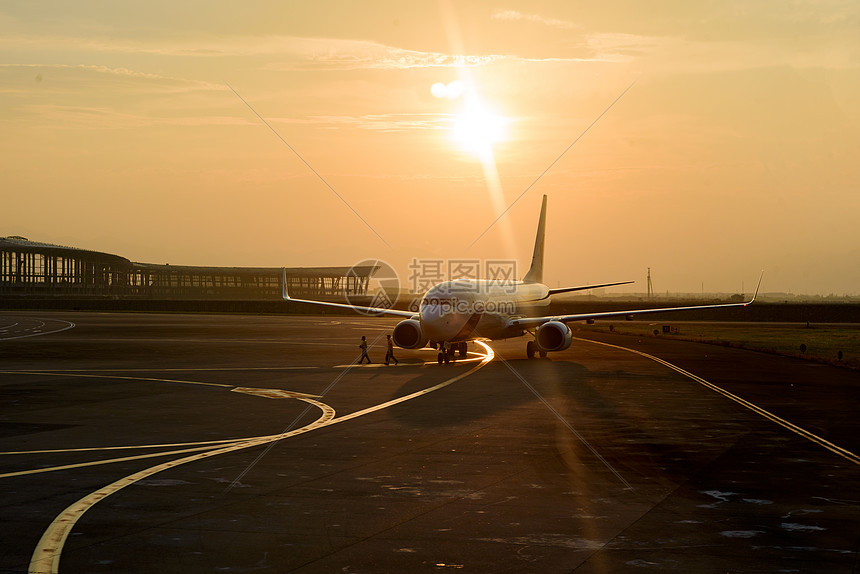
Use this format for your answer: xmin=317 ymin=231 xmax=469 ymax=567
xmin=392 ymin=319 xmax=428 ymax=349
xmin=535 ymin=320 xmax=572 ymax=352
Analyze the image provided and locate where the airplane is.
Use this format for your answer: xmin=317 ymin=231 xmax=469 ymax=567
xmin=283 ymin=194 xmax=761 ymax=363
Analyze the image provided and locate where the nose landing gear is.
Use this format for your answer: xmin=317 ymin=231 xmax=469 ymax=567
xmin=437 ymin=341 xmax=469 ymax=364
xmin=526 ymin=340 xmax=547 ymax=359
xmin=437 ymin=344 xmax=449 ymax=364
xmin=437 ymin=342 xmax=452 ymax=364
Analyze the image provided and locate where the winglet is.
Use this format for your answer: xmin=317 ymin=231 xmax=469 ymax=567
xmin=746 ymin=270 xmax=764 ymax=305
xmin=522 ymin=195 xmax=547 ymax=283
xmin=282 ymin=267 xmax=291 ymax=300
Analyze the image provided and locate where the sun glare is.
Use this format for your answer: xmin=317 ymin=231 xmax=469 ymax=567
xmin=431 ymin=80 xmax=508 ymax=156
xmin=451 ymin=99 xmax=508 ymax=155
xmin=430 ymin=78 xmax=514 ymax=254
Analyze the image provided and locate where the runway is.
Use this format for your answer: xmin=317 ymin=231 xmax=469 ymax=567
xmin=1 ymin=312 xmax=858 ymax=573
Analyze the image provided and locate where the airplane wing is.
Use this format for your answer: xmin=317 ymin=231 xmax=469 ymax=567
xmin=282 ymin=268 xmax=416 ymax=318
xmin=509 ymin=273 xmax=762 ymax=330
xmin=547 ymin=280 xmax=634 ymax=296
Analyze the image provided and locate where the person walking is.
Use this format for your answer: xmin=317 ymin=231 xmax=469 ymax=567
xmin=358 ymin=335 xmax=371 ymax=364
xmin=385 ymin=334 xmax=399 ymax=365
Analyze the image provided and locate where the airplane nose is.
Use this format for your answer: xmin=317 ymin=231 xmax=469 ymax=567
xmin=420 ymin=303 xmax=440 ymax=322
xmin=420 ymin=304 xmax=455 ymax=341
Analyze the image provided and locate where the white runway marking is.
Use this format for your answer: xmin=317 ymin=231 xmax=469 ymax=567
xmin=27 ymin=395 xmax=336 ymax=574
xmin=232 ymin=387 xmax=321 ymax=399
xmin=326 ymin=342 xmax=494 ymax=427
xmin=22 ymin=341 xmax=494 ymax=574
xmin=1 ymin=439 xmax=254 ymax=457
xmin=576 ymin=337 xmax=860 ymax=467
xmin=0 ymin=318 xmax=75 ymax=341
xmin=7 ymin=372 xmax=320 ymax=376
xmin=2 ymin=445 xmax=232 ymax=479
xmin=0 ymin=370 xmax=234 ymax=388
xmin=333 ymin=351 xmax=486 ymax=368
xmin=55 ymin=337 xmax=350 ymax=346
xmin=332 ymin=362 xmax=419 ymax=368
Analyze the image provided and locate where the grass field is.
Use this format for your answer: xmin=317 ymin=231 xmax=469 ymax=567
xmin=580 ymin=321 xmax=860 ymax=371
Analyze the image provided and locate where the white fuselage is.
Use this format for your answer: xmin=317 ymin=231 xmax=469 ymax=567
xmin=418 ymin=279 xmax=549 ymax=342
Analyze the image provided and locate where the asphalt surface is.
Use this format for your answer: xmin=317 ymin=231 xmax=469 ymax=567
xmin=1 ymin=311 xmax=858 ymax=574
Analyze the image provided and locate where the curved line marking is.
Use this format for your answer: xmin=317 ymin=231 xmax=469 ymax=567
xmin=8 ymin=366 xmax=319 ymax=373
xmin=1 ymin=438 xmax=282 ymax=457
xmin=327 ymin=341 xmax=493 ymax=426
xmin=2 ymin=445 xmax=223 ymax=478
xmin=0 ymin=370 xmax=233 ymax=388
xmin=333 ymin=356 xmax=485 ymax=369
xmin=0 ymin=319 xmax=75 ymax=341
xmin=28 ymin=397 xmax=335 ymax=574
xmin=28 ymin=342 xmax=494 ymax=574
xmin=7 ymin=345 xmax=495 ymax=476
xmin=575 ymin=337 xmax=860 ymax=466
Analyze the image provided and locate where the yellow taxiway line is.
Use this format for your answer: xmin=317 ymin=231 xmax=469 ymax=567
xmin=25 ymin=341 xmax=494 ymax=574
xmin=575 ymin=337 xmax=860 ymax=467
xmin=27 ymin=395 xmax=335 ymax=574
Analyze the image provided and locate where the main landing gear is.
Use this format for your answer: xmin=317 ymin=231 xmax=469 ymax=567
xmin=526 ymin=340 xmax=547 ymax=360
xmin=436 ymin=341 xmax=469 ymax=364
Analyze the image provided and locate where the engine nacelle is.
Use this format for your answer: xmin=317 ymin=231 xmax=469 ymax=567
xmin=392 ymin=318 xmax=428 ymax=349
xmin=535 ymin=320 xmax=572 ymax=352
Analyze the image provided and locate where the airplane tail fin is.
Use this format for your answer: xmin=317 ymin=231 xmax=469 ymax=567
xmin=522 ymin=195 xmax=547 ymax=283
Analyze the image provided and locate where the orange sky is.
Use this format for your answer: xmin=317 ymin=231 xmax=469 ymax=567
xmin=2 ymin=1 xmax=859 ymax=295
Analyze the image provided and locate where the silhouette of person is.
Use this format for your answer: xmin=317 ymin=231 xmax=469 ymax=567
xmin=385 ymin=334 xmax=399 ymax=365
xmin=358 ymin=335 xmax=371 ymax=364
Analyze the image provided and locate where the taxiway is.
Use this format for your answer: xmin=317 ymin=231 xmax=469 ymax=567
xmin=1 ymin=312 xmax=858 ymax=573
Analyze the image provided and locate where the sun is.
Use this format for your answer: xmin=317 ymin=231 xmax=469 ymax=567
xmin=431 ymin=80 xmax=513 ymax=251
xmin=451 ymin=98 xmax=508 ymax=156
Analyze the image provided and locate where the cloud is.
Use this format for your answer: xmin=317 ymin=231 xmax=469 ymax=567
xmin=236 ymin=113 xmax=450 ymax=133
xmin=262 ymin=36 xmax=625 ymax=71
xmin=0 ymin=63 xmax=231 ymax=130
xmin=309 ymin=113 xmax=450 ymax=132
xmin=0 ymin=63 xmax=221 ymax=89
xmin=0 ymin=30 xmax=514 ymax=71
xmin=491 ymin=9 xmax=578 ymax=29
xmin=584 ymin=33 xmax=662 ymax=62
xmin=12 ymin=102 xmax=248 ymax=130
xmin=0 ymin=29 xmax=620 ymax=74
xmin=262 ymin=37 xmax=507 ymax=71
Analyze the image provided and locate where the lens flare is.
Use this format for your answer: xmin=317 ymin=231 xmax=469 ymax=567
xmin=451 ymin=99 xmax=508 ymax=155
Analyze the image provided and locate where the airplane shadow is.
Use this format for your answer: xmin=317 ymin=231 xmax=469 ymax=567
xmin=384 ymin=357 xmax=741 ymax=486
xmin=384 ymin=358 xmax=592 ymax=429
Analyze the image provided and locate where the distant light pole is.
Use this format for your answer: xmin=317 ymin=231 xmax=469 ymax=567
xmin=647 ymin=268 xmax=653 ymax=299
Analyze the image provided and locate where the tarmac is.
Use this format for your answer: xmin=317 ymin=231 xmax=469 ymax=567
xmin=1 ymin=311 xmax=858 ymax=573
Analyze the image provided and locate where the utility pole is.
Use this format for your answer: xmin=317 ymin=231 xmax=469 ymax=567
xmin=647 ymin=267 xmax=653 ymax=299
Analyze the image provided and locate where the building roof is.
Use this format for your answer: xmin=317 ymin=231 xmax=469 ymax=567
xmin=132 ymin=262 xmax=379 ymax=277
xmin=1 ymin=237 xmax=378 ymax=278
xmin=0 ymin=236 xmax=131 ymax=265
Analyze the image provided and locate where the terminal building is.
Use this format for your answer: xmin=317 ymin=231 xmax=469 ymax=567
xmin=0 ymin=237 xmax=376 ymax=302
